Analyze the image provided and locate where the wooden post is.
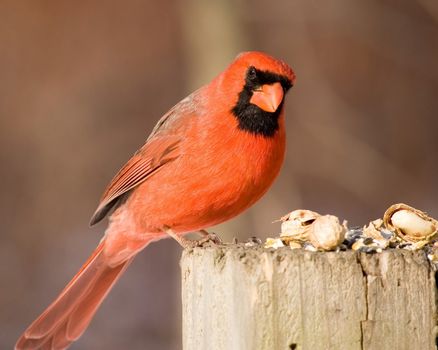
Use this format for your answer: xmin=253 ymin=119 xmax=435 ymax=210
xmin=181 ymin=247 xmax=437 ymax=350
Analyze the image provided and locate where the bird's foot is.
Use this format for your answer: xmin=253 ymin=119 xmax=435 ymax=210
xmin=164 ymin=227 xmax=222 ymax=249
xmin=197 ymin=229 xmax=223 ymax=245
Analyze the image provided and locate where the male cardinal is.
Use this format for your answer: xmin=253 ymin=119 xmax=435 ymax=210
xmin=16 ymin=51 xmax=295 ymax=349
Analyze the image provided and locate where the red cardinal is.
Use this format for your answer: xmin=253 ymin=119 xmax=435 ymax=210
xmin=16 ymin=51 xmax=295 ymax=349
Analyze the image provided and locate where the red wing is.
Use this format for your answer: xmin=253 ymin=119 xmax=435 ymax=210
xmin=90 ymin=137 xmax=180 ymax=225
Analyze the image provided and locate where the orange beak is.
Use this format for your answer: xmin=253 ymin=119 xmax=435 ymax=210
xmin=249 ymin=82 xmax=284 ymax=113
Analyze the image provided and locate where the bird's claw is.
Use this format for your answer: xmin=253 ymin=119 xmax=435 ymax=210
xmin=165 ymin=227 xmax=222 ymax=248
xmin=196 ymin=231 xmax=223 ymax=246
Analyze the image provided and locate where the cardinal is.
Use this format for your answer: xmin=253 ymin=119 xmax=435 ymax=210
xmin=16 ymin=51 xmax=296 ymax=349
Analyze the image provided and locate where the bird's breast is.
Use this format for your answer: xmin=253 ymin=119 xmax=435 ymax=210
xmin=122 ymin=113 xmax=286 ymax=234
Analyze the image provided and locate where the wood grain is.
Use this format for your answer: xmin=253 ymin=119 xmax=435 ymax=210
xmin=181 ymin=247 xmax=437 ymax=350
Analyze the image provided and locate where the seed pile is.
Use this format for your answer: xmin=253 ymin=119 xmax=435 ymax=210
xmin=265 ymin=203 xmax=438 ymax=269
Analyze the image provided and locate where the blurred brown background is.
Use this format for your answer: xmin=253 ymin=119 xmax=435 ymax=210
xmin=1 ymin=1 xmax=438 ymax=349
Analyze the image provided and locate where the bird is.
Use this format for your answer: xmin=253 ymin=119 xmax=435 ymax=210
xmin=16 ymin=51 xmax=296 ymax=350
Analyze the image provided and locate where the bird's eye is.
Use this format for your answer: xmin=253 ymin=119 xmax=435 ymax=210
xmin=247 ymin=66 xmax=257 ymax=81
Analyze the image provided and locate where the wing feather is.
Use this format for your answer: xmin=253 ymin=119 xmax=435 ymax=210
xmin=89 ymin=137 xmax=180 ymax=225
xmin=90 ymin=89 xmax=199 ymax=225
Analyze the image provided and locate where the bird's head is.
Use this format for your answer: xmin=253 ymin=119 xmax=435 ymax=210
xmin=216 ymin=51 xmax=296 ymax=137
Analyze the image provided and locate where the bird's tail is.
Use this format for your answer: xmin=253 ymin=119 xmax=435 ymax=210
xmin=15 ymin=239 xmax=133 ymax=350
